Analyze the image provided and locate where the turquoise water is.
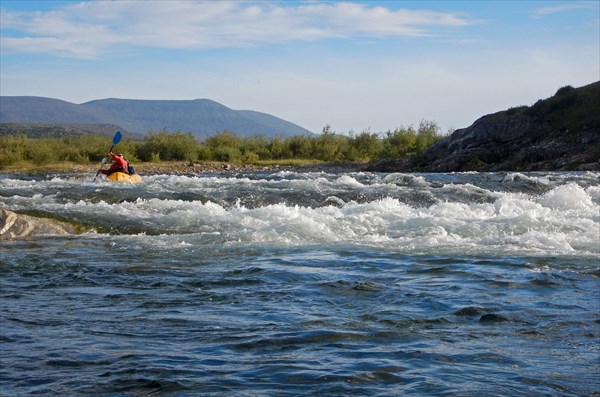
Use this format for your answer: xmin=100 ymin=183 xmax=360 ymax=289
xmin=1 ymin=171 xmax=599 ymax=396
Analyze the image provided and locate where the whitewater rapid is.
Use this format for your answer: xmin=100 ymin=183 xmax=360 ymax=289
xmin=1 ymin=171 xmax=598 ymax=258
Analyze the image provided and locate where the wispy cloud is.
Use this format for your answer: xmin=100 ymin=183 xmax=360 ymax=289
xmin=531 ymin=2 xmax=595 ymax=18
xmin=0 ymin=1 xmax=476 ymax=59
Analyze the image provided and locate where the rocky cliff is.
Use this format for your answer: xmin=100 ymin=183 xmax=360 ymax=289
xmin=368 ymin=81 xmax=599 ymax=172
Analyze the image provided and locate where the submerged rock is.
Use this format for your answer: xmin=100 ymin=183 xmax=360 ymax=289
xmin=0 ymin=208 xmax=76 ymax=240
xmin=453 ymin=307 xmax=490 ymax=316
xmin=479 ymin=313 xmax=511 ymax=323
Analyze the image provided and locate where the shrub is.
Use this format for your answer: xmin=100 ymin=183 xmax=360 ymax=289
xmin=196 ymin=146 xmax=211 ymax=161
xmin=205 ymin=130 xmax=241 ymax=151
xmin=0 ymin=121 xmax=446 ymax=167
xmin=285 ymin=135 xmax=314 ymax=158
xmin=26 ymin=140 xmax=57 ymax=164
xmin=137 ymin=131 xmax=199 ymax=161
xmin=241 ymin=151 xmax=260 ymax=163
xmin=0 ymin=135 xmax=27 ymax=165
xmin=212 ymin=147 xmax=241 ymax=162
xmin=313 ymin=128 xmax=348 ymax=161
xmin=415 ymin=120 xmax=442 ymax=154
xmin=348 ymin=131 xmax=383 ymax=161
xmin=380 ymin=127 xmax=417 ymax=158
xmin=238 ymin=136 xmax=273 ymax=160
xmin=555 ymin=85 xmax=575 ymax=96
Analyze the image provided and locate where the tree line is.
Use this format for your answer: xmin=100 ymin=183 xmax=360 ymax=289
xmin=0 ymin=120 xmax=445 ymax=167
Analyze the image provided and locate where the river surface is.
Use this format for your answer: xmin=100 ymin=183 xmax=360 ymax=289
xmin=1 ymin=171 xmax=599 ymax=396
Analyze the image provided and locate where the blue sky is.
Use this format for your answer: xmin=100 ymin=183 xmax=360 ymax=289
xmin=1 ymin=1 xmax=598 ymax=134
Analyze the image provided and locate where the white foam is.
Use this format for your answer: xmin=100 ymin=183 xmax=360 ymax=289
xmin=587 ymin=185 xmax=600 ymax=201
xmin=1 ymin=173 xmax=598 ymax=257
xmin=503 ymin=172 xmax=551 ymax=185
xmin=336 ymin=175 xmax=364 ymax=187
xmin=518 ymin=230 xmax=575 ymax=253
xmin=382 ymin=173 xmax=429 ymax=187
xmin=540 ymin=183 xmax=594 ymax=211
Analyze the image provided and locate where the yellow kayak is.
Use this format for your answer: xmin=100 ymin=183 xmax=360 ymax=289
xmin=106 ymin=172 xmax=143 ymax=183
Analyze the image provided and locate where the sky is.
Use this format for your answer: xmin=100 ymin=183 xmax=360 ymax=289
xmin=1 ymin=1 xmax=599 ymax=134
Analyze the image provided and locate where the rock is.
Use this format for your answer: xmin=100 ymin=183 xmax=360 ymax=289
xmin=453 ymin=307 xmax=490 ymax=316
xmin=479 ymin=313 xmax=511 ymax=323
xmin=0 ymin=208 xmax=76 ymax=240
xmin=420 ymin=112 xmax=538 ymax=172
xmin=367 ymin=81 xmax=600 ymax=172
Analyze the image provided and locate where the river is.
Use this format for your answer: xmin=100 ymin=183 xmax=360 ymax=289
xmin=1 ymin=171 xmax=598 ymax=396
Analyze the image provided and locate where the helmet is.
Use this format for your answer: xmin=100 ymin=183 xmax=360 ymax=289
xmin=117 ymin=153 xmax=123 ymax=157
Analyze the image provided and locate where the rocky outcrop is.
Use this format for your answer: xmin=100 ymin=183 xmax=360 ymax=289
xmin=419 ymin=113 xmax=537 ymax=171
xmin=0 ymin=208 xmax=76 ymax=240
xmin=367 ymin=81 xmax=600 ymax=172
xmin=416 ymin=113 xmax=598 ymax=172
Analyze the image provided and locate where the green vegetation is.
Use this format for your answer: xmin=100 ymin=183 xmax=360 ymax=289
xmin=0 ymin=120 xmax=445 ymax=169
xmin=525 ymin=82 xmax=600 ymax=133
xmin=0 ymin=134 xmax=111 ymax=166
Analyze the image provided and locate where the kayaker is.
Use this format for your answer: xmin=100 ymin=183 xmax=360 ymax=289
xmin=101 ymin=152 xmax=129 ymax=176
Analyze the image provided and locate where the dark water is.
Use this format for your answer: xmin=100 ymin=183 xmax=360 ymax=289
xmin=1 ymin=171 xmax=599 ymax=396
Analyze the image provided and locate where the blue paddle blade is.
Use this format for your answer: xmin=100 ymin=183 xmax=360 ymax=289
xmin=113 ymin=131 xmax=122 ymax=145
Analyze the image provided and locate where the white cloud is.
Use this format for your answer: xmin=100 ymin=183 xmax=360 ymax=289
xmin=531 ymin=2 xmax=596 ymax=18
xmin=0 ymin=1 xmax=476 ymax=58
xmin=1 ymin=1 xmax=597 ymax=134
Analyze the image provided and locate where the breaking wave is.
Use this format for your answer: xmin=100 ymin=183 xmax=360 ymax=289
xmin=1 ymin=171 xmax=598 ymax=257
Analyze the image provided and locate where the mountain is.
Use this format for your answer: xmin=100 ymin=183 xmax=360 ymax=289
xmin=0 ymin=122 xmax=139 ymax=139
xmin=0 ymin=96 xmax=312 ymax=138
xmin=0 ymin=97 xmax=102 ymax=124
xmin=367 ymin=81 xmax=600 ymax=172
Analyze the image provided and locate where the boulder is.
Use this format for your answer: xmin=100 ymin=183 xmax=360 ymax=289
xmin=0 ymin=208 xmax=76 ymax=240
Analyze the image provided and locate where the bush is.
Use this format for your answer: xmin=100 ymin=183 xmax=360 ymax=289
xmin=0 ymin=135 xmax=27 ymax=165
xmin=380 ymin=127 xmax=417 ymax=158
xmin=0 ymin=121 xmax=446 ymax=167
xmin=241 ymin=151 xmax=260 ymax=163
xmin=205 ymin=130 xmax=241 ymax=151
xmin=348 ymin=131 xmax=383 ymax=161
xmin=555 ymin=85 xmax=575 ymax=96
xmin=285 ymin=135 xmax=314 ymax=158
xmin=196 ymin=146 xmax=211 ymax=161
xmin=313 ymin=127 xmax=348 ymax=161
xmin=415 ymin=120 xmax=442 ymax=154
xmin=136 ymin=131 xmax=199 ymax=161
xmin=213 ymin=147 xmax=241 ymax=162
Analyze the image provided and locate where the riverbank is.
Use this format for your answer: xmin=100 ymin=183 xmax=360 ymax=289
xmin=0 ymin=160 xmax=367 ymax=175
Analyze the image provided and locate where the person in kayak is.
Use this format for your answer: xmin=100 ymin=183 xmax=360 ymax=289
xmin=101 ymin=152 xmax=130 ymax=176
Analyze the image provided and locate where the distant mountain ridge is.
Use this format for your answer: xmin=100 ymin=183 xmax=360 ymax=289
xmin=0 ymin=96 xmax=312 ymax=138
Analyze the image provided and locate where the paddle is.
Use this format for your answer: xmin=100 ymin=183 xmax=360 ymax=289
xmin=93 ymin=131 xmax=122 ymax=181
